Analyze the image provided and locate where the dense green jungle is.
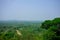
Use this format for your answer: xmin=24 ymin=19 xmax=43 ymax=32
xmin=0 ymin=17 xmax=60 ymax=40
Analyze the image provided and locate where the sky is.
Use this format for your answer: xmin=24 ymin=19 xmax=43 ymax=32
xmin=0 ymin=0 xmax=60 ymax=21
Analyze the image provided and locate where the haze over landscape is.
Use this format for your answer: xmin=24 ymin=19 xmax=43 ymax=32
xmin=0 ymin=0 xmax=60 ymax=40
xmin=0 ymin=0 xmax=60 ymax=21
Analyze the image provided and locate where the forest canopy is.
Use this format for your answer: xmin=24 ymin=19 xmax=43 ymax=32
xmin=0 ymin=17 xmax=60 ymax=40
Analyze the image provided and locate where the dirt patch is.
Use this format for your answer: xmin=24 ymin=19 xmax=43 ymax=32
xmin=16 ymin=30 xmax=22 ymax=36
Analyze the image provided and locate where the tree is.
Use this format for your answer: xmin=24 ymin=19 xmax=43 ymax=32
xmin=41 ymin=20 xmax=52 ymax=29
xmin=41 ymin=17 xmax=60 ymax=40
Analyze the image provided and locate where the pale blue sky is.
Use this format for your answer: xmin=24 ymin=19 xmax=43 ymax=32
xmin=0 ymin=0 xmax=60 ymax=21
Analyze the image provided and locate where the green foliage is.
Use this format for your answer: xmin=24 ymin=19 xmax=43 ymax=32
xmin=41 ymin=20 xmax=52 ymax=29
xmin=41 ymin=17 xmax=60 ymax=40
xmin=53 ymin=18 xmax=60 ymax=24
xmin=0 ymin=17 xmax=60 ymax=40
xmin=0 ymin=21 xmax=41 ymax=40
xmin=41 ymin=18 xmax=60 ymax=29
